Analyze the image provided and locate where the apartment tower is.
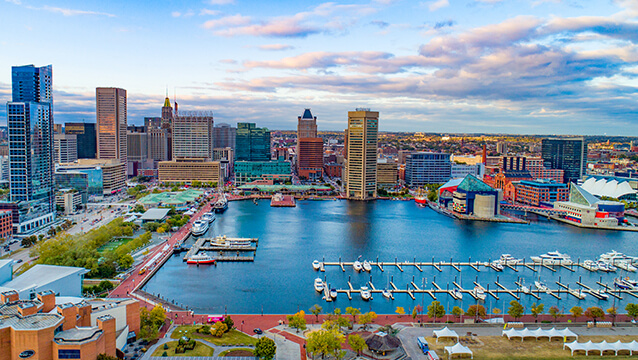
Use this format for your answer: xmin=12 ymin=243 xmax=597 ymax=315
xmin=96 ymin=87 xmax=127 ymax=163
xmin=345 ymin=109 xmax=378 ymax=200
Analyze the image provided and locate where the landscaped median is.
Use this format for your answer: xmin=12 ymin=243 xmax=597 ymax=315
xmin=151 ymin=340 xmax=215 ymax=357
xmin=170 ymin=324 xmax=258 ymax=346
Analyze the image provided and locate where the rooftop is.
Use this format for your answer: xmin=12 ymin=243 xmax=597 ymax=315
xmin=0 ymin=313 xmax=63 ymax=330
xmin=139 ymin=208 xmax=170 ymax=221
xmin=457 ymin=174 xmax=495 ymax=192
xmin=138 ymin=189 xmax=204 ymax=205
xmin=1 ymin=265 xmax=89 ymax=293
xmin=54 ymin=326 xmax=103 ymax=344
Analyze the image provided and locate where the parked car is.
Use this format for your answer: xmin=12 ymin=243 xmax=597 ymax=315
xmin=253 ymin=328 xmax=263 ymax=335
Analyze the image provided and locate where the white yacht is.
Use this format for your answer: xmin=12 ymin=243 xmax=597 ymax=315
xmin=499 ymin=254 xmax=523 ymax=265
xmin=329 ymin=288 xmax=338 ymax=299
xmin=531 ymin=251 xmax=572 ymax=265
xmin=534 ymin=280 xmax=549 ymax=292
xmin=353 ymin=260 xmax=363 ymax=272
xmin=599 ymin=250 xmax=638 ymax=264
xmin=615 ymin=261 xmax=637 ymax=272
xmin=191 ymin=220 xmax=209 ymax=236
xmin=591 ymin=289 xmax=609 ymax=300
xmin=490 ymin=261 xmax=504 ymax=271
xmin=382 ymin=289 xmax=392 ymax=299
xmin=312 ymin=260 xmax=322 ymax=271
xmin=363 ymin=260 xmax=372 ymax=272
xmin=597 ymin=261 xmax=617 ymax=272
xmin=314 ymin=278 xmax=325 ymax=292
xmin=450 ymin=289 xmax=463 ymax=300
xmin=520 ymin=284 xmax=531 ymax=294
xmin=472 ymin=286 xmax=486 ymax=301
xmin=201 ymin=212 xmax=216 ymax=223
xmin=360 ymin=286 xmax=371 ymax=300
xmin=582 ymin=260 xmax=599 ymax=272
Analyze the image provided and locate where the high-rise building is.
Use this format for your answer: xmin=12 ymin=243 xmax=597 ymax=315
xmin=127 ymin=129 xmax=148 ymax=177
xmin=54 ymin=134 xmax=78 ymax=163
xmin=96 ymin=87 xmax=127 ymax=163
xmin=236 ymin=123 xmax=270 ymax=161
xmin=296 ymin=109 xmax=323 ymax=180
xmin=405 ymin=152 xmax=451 ymax=186
xmin=213 ymin=123 xmax=236 ymax=151
xmin=65 ymin=122 xmax=97 ymax=159
xmin=172 ymin=111 xmax=214 ymax=159
xmin=541 ymin=137 xmax=587 ymax=183
xmin=345 ymin=109 xmax=378 ymax=200
xmin=161 ymin=96 xmax=173 ymax=160
xmin=6 ymin=64 xmax=56 ymax=233
xmin=496 ymin=142 xmax=508 ymax=155
xmin=145 ymin=117 xmax=168 ymax=162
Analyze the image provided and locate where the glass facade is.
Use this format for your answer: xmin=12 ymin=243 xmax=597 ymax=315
xmin=234 ymin=160 xmax=291 ymax=184
xmin=405 ymin=152 xmax=451 ymax=186
xmin=65 ymin=122 xmax=96 ymax=159
xmin=235 ymin=123 xmax=270 ymax=161
xmin=56 ymin=168 xmax=103 ymax=198
xmin=541 ymin=138 xmax=587 ymax=184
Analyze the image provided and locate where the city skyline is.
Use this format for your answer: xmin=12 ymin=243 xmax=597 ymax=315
xmin=0 ymin=0 xmax=637 ymax=134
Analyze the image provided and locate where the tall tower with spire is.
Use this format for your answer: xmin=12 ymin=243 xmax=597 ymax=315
xmin=160 ymin=92 xmax=173 ymax=160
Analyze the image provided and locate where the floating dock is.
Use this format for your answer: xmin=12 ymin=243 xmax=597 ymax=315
xmin=271 ymin=194 xmax=296 ymax=207
xmin=183 ymin=235 xmax=258 ymax=262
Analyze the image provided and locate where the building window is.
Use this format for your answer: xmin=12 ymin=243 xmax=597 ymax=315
xmin=19 ymin=350 xmax=35 ymax=358
xmin=58 ymin=350 xmax=81 ymax=359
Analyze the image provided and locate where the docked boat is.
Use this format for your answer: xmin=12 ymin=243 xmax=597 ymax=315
xmin=531 ymin=251 xmax=573 ymax=265
xmin=600 ymin=250 xmax=638 ymax=264
xmin=490 ymin=261 xmax=504 ymax=271
xmin=363 ymin=260 xmax=372 ymax=272
xmin=186 ymin=252 xmax=216 ymax=265
xmin=353 ymin=260 xmax=363 ymax=272
xmin=450 ymin=289 xmax=463 ymax=300
xmin=614 ymin=278 xmax=634 ymax=290
xmin=597 ymin=261 xmax=617 ymax=272
xmin=382 ymin=289 xmax=392 ymax=299
xmin=330 ymin=288 xmax=338 ymax=299
xmin=534 ymin=280 xmax=549 ymax=292
xmin=520 ymin=285 xmax=531 ymax=294
xmin=191 ymin=220 xmax=209 ymax=236
xmin=415 ymin=188 xmax=427 ymax=205
xmin=201 ymin=212 xmax=216 ymax=223
xmin=360 ymin=286 xmax=371 ymax=300
xmin=615 ymin=261 xmax=637 ymax=272
xmin=213 ymin=196 xmax=229 ymax=213
xmin=582 ymin=260 xmax=599 ymax=272
xmin=312 ymin=260 xmax=322 ymax=271
xmin=591 ymin=289 xmax=609 ymax=300
xmin=472 ymin=286 xmax=486 ymax=301
xmin=499 ymin=254 xmax=522 ymax=266
xmin=314 ymin=278 xmax=325 ymax=292
xmin=623 ymin=277 xmax=638 ymax=287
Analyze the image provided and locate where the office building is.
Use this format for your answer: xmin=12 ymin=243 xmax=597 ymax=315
xmin=65 ymin=122 xmax=97 ymax=159
xmin=236 ymin=123 xmax=271 ymax=161
xmin=0 ymin=155 xmax=9 ymax=182
xmin=541 ymin=137 xmax=587 ymax=183
xmin=234 ymin=160 xmax=291 ymax=185
xmin=345 ymin=109 xmax=378 ymax=200
xmin=7 ymin=64 xmax=56 ymax=234
xmin=57 ymin=159 xmax=126 ymax=196
xmin=514 ymin=180 xmax=569 ymax=206
xmin=161 ymin=96 xmax=174 ymax=160
xmin=297 ymin=108 xmax=317 ymax=138
xmin=496 ymin=142 xmax=508 ymax=155
xmin=158 ymin=158 xmax=221 ymax=184
xmin=296 ymin=109 xmax=323 ymax=180
xmin=55 ymin=189 xmax=83 ymax=215
xmin=54 ymin=134 xmax=78 ymax=163
xmin=0 ymin=211 xmax=13 ymax=240
xmin=526 ymin=157 xmax=565 ymax=183
xmin=145 ymin=116 xmax=169 ymax=162
xmin=405 ymin=152 xmax=451 ymax=186
xmin=213 ymin=147 xmax=234 ymax=179
xmin=96 ymin=87 xmax=127 ymax=163
xmin=172 ymin=111 xmax=214 ymax=159
xmin=501 ymin=156 xmax=526 ymax=171
xmin=127 ymin=129 xmax=149 ymax=177
xmin=213 ymin=123 xmax=236 ymax=150
xmin=377 ymin=160 xmax=398 ymax=185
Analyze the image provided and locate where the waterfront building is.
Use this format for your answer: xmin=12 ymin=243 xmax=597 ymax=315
xmin=234 ymin=160 xmax=291 ymax=185
xmin=489 ymin=170 xmax=533 ymax=190
xmin=405 ymin=152 xmax=451 ymax=186
xmin=172 ymin=111 xmax=214 ymax=160
xmin=54 ymin=134 xmax=78 ymax=163
xmin=236 ymin=123 xmax=271 ymax=161
xmin=213 ymin=123 xmax=236 ymax=150
xmin=581 ymin=177 xmax=637 ymax=201
xmin=377 ymin=160 xmax=398 ymax=185
xmin=65 ymin=122 xmax=97 ymax=159
xmin=525 ymin=157 xmax=565 ymax=183
xmin=451 ymin=174 xmax=500 ymax=217
xmin=554 ymin=183 xmax=624 ymax=226
xmin=451 ymin=163 xmax=484 ymax=179
xmin=514 ymin=180 xmax=569 ymax=206
xmin=7 ymin=64 xmax=56 ymax=234
xmin=542 ymin=137 xmax=587 ymax=183
xmin=96 ymin=87 xmax=127 ymax=163
xmin=158 ymin=158 xmax=221 ymax=184
xmin=57 ymin=159 xmax=126 ymax=196
xmin=345 ymin=109 xmax=378 ymax=200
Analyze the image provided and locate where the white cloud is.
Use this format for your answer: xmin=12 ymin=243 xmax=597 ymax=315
xmin=172 ymin=11 xmax=181 ymax=17
xmin=258 ymin=44 xmax=295 ymax=51
xmin=428 ymin=0 xmax=449 ymax=11
xmin=40 ymin=5 xmax=115 ymax=17
xmin=200 ymin=9 xmax=220 ymax=16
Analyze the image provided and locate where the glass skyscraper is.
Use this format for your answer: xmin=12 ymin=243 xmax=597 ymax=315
xmin=235 ymin=123 xmax=270 ymax=161
xmin=541 ymin=137 xmax=587 ymax=184
xmin=6 ymin=64 xmax=56 ymax=233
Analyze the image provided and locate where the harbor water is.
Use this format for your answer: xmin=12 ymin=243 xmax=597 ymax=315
xmin=142 ymin=199 xmax=638 ymax=314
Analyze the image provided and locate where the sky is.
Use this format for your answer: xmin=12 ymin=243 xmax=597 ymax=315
xmin=0 ymin=0 xmax=637 ymax=135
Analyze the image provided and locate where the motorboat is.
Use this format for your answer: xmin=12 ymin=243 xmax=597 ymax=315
xmin=312 ymin=260 xmax=322 ymax=271
xmin=499 ymin=254 xmax=523 ymax=265
xmin=450 ymin=289 xmax=463 ymax=300
xmin=582 ymin=260 xmax=599 ymax=272
xmin=330 ymin=288 xmax=338 ymax=299
xmin=530 ymin=251 xmax=572 ymax=265
xmin=623 ymin=277 xmax=638 ymax=287
xmin=599 ymin=250 xmax=638 ymax=264
xmin=201 ymin=212 xmax=216 ymax=223
xmin=363 ymin=260 xmax=372 ymax=272
xmin=186 ymin=252 xmax=216 ymax=265
xmin=591 ymin=289 xmax=609 ymax=300
xmin=314 ymin=278 xmax=325 ymax=292
xmin=191 ymin=220 xmax=209 ymax=236
xmin=490 ymin=261 xmax=504 ymax=271
xmin=360 ymin=286 xmax=371 ymax=300
xmin=520 ymin=285 xmax=531 ymax=294
xmin=597 ymin=261 xmax=617 ymax=272
xmin=382 ymin=289 xmax=392 ymax=299
xmin=615 ymin=261 xmax=637 ymax=272
xmin=472 ymin=286 xmax=486 ymax=301
xmin=213 ymin=196 xmax=228 ymax=213
xmin=614 ymin=278 xmax=634 ymax=290
xmin=534 ymin=280 xmax=549 ymax=292
xmin=353 ymin=260 xmax=363 ymax=272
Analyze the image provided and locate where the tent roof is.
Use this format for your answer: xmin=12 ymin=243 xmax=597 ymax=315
xmin=444 ymin=342 xmax=473 ymax=356
xmin=434 ymin=326 xmax=459 ymax=339
xmin=364 ymin=332 xmax=402 ymax=352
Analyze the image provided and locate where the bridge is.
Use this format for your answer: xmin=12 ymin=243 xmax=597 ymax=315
xmin=501 ymin=204 xmax=569 ymax=216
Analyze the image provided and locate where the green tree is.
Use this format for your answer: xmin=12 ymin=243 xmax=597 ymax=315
xmin=570 ymin=306 xmax=584 ymax=320
xmin=530 ymin=303 xmax=545 ymax=323
xmin=310 ymin=304 xmax=323 ymax=323
xmin=626 ymin=303 xmax=638 ymax=321
xmin=466 ymin=304 xmax=486 ymax=320
xmin=150 ymin=305 xmax=166 ymax=328
xmin=359 ymin=312 xmax=378 ymax=331
xmin=117 ymin=254 xmax=134 ymax=269
xmin=211 ymin=321 xmax=228 ymax=337
xmin=97 ymin=354 xmax=119 ymax=360
xmin=607 ymin=307 xmax=617 ymax=326
xmin=306 ymin=329 xmax=345 ymax=360
xmin=427 ymin=301 xmax=446 ymax=323
xmin=255 ymin=337 xmax=277 ymax=360
xmin=427 ymin=189 xmax=438 ymax=202
xmin=348 ymin=334 xmax=367 ymax=356
xmin=345 ymin=307 xmax=361 ymax=324
xmin=548 ymin=306 xmax=563 ymax=323
xmin=287 ymin=310 xmax=307 ymax=333
xmin=98 ymin=280 xmax=114 ymax=292
xmin=507 ymin=300 xmax=524 ymax=321
xmin=223 ymin=316 xmax=234 ymax=332
xmin=452 ymin=306 xmax=464 ymax=321
xmin=585 ymin=307 xmax=605 ymax=324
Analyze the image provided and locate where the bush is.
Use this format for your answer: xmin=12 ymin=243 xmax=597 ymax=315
xmin=175 ymin=346 xmax=185 ymax=354
xmin=185 ymin=340 xmax=196 ymax=350
xmin=163 ymin=344 xmax=168 ymax=350
xmin=161 ymin=351 xmax=167 ymax=357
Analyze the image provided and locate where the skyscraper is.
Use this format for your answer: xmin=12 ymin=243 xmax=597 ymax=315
xmin=345 ymin=109 xmax=378 ymax=200
xmin=161 ymin=96 xmax=173 ymax=160
xmin=296 ymin=109 xmax=323 ymax=180
xmin=96 ymin=87 xmax=127 ymax=163
xmin=172 ymin=111 xmax=214 ymax=159
xmin=235 ymin=123 xmax=270 ymax=161
xmin=541 ymin=137 xmax=587 ymax=183
xmin=213 ymin=123 xmax=236 ymax=150
xmin=65 ymin=122 xmax=97 ymax=159
xmin=54 ymin=134 xmax=78 ymax=163
xmin=7 ymin=64 xmax=56 ymax=233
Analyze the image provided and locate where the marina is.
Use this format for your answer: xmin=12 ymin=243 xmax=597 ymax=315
xmin=183 ymin=235 xmax=258 ymax=262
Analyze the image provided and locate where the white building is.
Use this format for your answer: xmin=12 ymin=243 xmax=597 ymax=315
xmin=451 ymin=163 xmax=484 ymax=179
xmin=54 ymin=134 xmax=78 ymax=163
xmin=0 ymin=264 xmax=89 ymax=299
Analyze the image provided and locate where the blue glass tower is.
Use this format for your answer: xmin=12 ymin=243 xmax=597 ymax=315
xmin=6 ymin=64 xmax=56 ymax=233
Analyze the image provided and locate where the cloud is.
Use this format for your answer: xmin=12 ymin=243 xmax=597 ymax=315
xmin=370 ymin=20 xmax=389 ymax=28
xmin=434 ymin=19 xmax=455 ymax=29
xmin=203 ymin=14 xmax=252 ymax=29
xmin=258 ymin=44 xmax=295 ymax=51
xmin=428 ymin=0 xmax=449 ymax=11
xmin=172 ymin=11 xmax=182 ymax=18
xmin=6 ymin=1 xmax=116 ymax=17
xmin=172 ymin=10 xmax=195 ymax=18
xmin=208 ymin=0 xmax=235 ymax=4
xmin=200 ymin=9 xmax=220 ymax=16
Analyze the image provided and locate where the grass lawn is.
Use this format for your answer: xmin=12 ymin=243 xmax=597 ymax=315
xmin=424 ymin=335 xmax=638 ymax=360
xmin=171 ymin=326 xmax=258 ymax=346
xmin=97 ymin=237 xmax=133 ymax=253
xmin=219 ymin=348 xmax=255 ymax=356
xmin=151 ymin=341 xmax=214 ymax=357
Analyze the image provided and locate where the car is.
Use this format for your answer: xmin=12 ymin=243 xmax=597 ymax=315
xmin=16 ymin=259 xmax=22 ymax=263
xmin=253 ymin=328 xmax=263 ymax=335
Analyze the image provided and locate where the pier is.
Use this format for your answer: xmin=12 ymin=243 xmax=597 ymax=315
xmin=183 ymin=235 xmax=259 ymax=262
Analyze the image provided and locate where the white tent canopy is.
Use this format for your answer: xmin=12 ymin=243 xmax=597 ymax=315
xmin=434 ymin=327 xmax=460 ymax=343
xmin=564 ymin=340 xmax=638 ymax=356
xmin=503 ymin=327 xmax=578 ymax=342
xmin=444 ymin=342 xmax=473 ymax=359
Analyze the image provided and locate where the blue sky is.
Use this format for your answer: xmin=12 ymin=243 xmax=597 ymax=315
xmin=1 ymin=0 xmax=637 ymax=134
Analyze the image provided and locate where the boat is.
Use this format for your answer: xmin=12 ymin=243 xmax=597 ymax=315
xmin=209 ymin=236 xmax=252 ymax=248
xmin=330 ymin=288 xmax=338 ymax=299
xmin=312 ymin=260 xmax=322 ymax=271
xmin=530 ymin=251 xmax=573 ymax=265
xmin=201 ymin=212 xmax=216 ymax=223
xmin=191 ymin=220 xmax=209 ymax=236
xmin=382 ymin=289 xmax=392 ymax=299
xmin=499 ymin=254 xmax=522 ymax=265
xmin=520 ymin=285 xmax=531 ymax=294
xmin=360 ymin=286 xmax=371 ymax=300
xmin=615 ymin=261 xmax=637 ymax=272
xmin=472 ymin=286 xmax=486 ymax=301
xmin=450 ymin=289 xmax=463 ymax=300
xmin=614 ymin=278 xmax=634 ymax=290
xmin=314 ymin=278 xmax=325 ymax=292
xmin=363 ymin=260 xmax=372 ymax=272
xmin=591 ymin=289 xmax=609 ymax=300
xmin=582 ymin=260 xmax=599 ymax=272
xmin=490 ymin=261 xmax=504 ymax=271
xmin=599 ymin=250 xmax=638 ymax=264
xmin=597 ymin=261 xmax=617 ymax=272
xmin=534 ymin=280 xmax=549 ymax=292
xmin=415 ymin=188 xmax=427 ymax=205
xmin=353 ymin=260 xmax=363 ymax=272
xmin=623 ymin=277 xmax=638 ymax=286
xmin=186 ymin=252 xmax=216 ymax=265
